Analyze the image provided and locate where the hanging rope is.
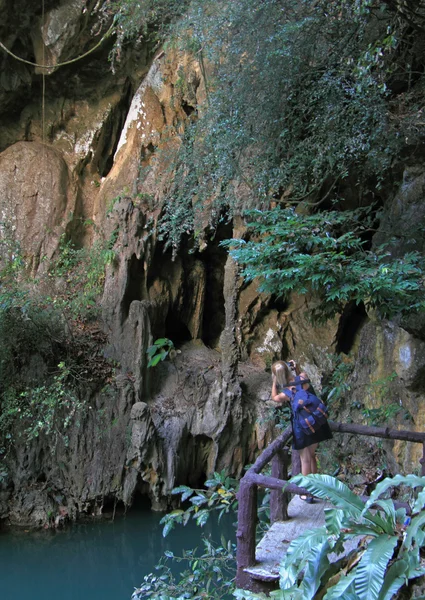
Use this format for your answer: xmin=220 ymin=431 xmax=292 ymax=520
xmin=41 ymin=0 xmax=45 ymax=146
xmin=0 ymin=23 xmax=115 ymax=70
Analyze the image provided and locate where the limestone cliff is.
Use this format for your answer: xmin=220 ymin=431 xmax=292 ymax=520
xmin=0 ymin=0 xmax=425 ymax=528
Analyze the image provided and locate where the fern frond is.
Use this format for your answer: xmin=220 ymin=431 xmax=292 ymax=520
xmin=354 ymin=535 xmax=398 ymax=600
xmin=377 ymin=559 xmax=408 ymax=600
xmin=364 ymin=475 xmax=425 ymax=512
xmin=403 ymin=511 xmax=425 ymax=551
xmin=322 ymin=571 xmax=357 ymax=599
xmin=279 ymin=526 xmax=327 ymax=590
xmin=291 ymin=474 xmax=364 ymax=517
xmin=299 ymin=539 xmax=331 ymax=600
xmin=413 ymin=490 xmax=425 ymax=514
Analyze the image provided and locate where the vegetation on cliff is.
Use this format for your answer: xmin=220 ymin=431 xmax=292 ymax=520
xmin=112 ymin=0 xmax=425 ymax=321
xmin=0 ymin=229 xmax=115 ymax=460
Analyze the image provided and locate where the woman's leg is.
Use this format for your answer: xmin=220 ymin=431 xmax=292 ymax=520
xmin=299 ymin=443 xmax=318 ymax=476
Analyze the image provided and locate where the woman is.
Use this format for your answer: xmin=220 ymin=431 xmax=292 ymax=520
xmin=271 ymin=360 xmax=332 ymax=502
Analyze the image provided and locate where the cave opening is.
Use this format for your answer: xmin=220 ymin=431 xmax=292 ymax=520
xmin=164 ymin=312 xmax=192 ymax=345
xmin=177 ymin=433 xmax=213 ymax=489
xmin=98 ymin=79 xmax=134 ymax=177
xmin=131 ymin=489 xmax=153 ymax=511
xmin=181 ymin=101 xmax=196 ymax=117
xmin=101 ymin=495 xmax=126 ymax=517
xmin=200 ymin=222 xmax=232 ymax=348
xmin=121 ymin=253 xmax=146 ymax=320
xmin=335 ymin=301 xmax=368 ymax=354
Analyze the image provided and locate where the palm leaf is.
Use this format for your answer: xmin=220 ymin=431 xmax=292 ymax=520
xmin=413 ymin=490 xmax=425 ymax=514
xmin=299 ymin=539 xmax=331 ymax=600
xmin=291 ymin=474 xmax=364 ymax=517
xmin=325 ymin=507 xmax=346 ymax=536
xmin=322 ymin=571 xmax=357 ymax=599
xmin=364 ymin=475 xmax=425 ymax=512
xmin=371 ymin=499 xmax=397 ymax=529
xmin=376 ymin=559 xmax=408 ymax=600
xmin=403 ymin=511 xmax=425 ymax=551
xmin=279 ymin=527 xmax=327 ymax=590
xmin=354 ymin=535 xmax=398 ymax=600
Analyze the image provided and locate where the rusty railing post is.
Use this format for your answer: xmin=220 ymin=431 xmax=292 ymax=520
xmin=236 ymin=476 xmax=258 ymax=589
xmin=270 ymin=449 xmax=289 ymax=522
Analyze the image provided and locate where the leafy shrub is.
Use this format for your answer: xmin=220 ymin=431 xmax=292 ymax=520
xmin=132 ymin=538 xmax=236 ymax=600
xmin=222 ymin=207 xmax=425 ymax=321
xmin=236 ymin=473 xmax=425 ymax=600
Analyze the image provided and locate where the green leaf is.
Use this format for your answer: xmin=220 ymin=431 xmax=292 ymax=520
xmin=413 ymin=490 xmax=425 ymax=514
xmin=291 ymin=474 xmax=364 ymax=517
xmin=147 ymin=354 xmax=163 ymax=368
xmin=377 ymin=559 xmax=408 ymax=600
xmin=402 ymin=511 xmax=425 ymax=552
xmin=354 ymin=535 xmax=398 ymax=600
xmin=162 ymin=520 xmax=175 ymax=537
xmin=323 ymin=571 xmax=357 ymax=599
xmin=364 ymin=475 xmax=425 ymax=513
xmin=279 ymin=526 xmax=328 ymax=590
xmin=300 ymin=538 xmax=332 ymax=599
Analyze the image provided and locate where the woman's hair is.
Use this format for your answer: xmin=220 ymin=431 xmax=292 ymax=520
xmin=271 ymin=361 xmax=292 ymax=387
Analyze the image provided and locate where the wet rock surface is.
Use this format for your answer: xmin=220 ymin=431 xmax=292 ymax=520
xmin=1 ymin=0 xmax=425 ymax=528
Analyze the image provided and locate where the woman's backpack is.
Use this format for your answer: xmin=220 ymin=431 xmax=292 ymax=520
xmin=285 ymin=376 xmax=329 ymax=435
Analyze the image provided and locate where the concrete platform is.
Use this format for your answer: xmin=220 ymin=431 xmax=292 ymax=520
xmin=245 ymin=495 xmax=362 ymax=582
xmin=245 ymin=495 xmax=328 ymax=581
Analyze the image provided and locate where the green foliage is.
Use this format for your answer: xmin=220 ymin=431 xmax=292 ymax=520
xmin=222 ymin=207 xmax=425 ymax=321
xmin=146 ymin=337 xmax=175 ymax=368
xmin=0 ymin=224 xmax=115 ymax=456
xmin=110 ymin=0 xmax=425 ymax=323
xmin=0 ymin=362 xmax=84 ymax=454
xmin=322 ymin=354 xmax=355 ymax=408
xmin=362 ymin=403 xmax=412 ymax=426
xmin=361 ymin=371 xmax=412 ymax=425
xmin=48 ymin=232 xmax=117 ymax=319
xmin=235 ymin=473 xmax=425 ymax=600
xmin=160 ymin=471 xmax=238 ymax=536
xmin=108 ymin=0 xmax=190 ymax=60
xmin=132 ymin=537 xmax=236 ymax=600
xmin=141 ymin=0 xmax=425 ymax=250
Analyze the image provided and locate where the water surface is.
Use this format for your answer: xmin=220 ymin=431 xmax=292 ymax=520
xmin=0 ymin=508 xmax=235 ymax=600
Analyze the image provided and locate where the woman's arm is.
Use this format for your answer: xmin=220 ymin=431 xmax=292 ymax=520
xmin=271 ymin=377 xmax=290 ymax=405
xmin=288 ymin=361 xmax=310 ymax=390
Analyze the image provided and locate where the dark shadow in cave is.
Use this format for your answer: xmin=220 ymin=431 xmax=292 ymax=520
xmin=131 ymin=490 xmax=153 ymax=510
xmin=335 ymin=301 xmax=368 ymax=354
xmin=101 ymin=495 xmax=126 ymax=517
xmin=200 ymin=222 xmax=233 ymax=348
xmin=164 ymin=312 xmax=192 ymax=344
xmin=99 ymin=79 xmax=134 ymax=177
xmin=121 ymin=253 xmax=146 ymax=320
xmin=177 ymin=433 xmax=213 ymax=489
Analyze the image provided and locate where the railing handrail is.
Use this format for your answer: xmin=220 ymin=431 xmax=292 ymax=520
xmin=246 ymin=420 xmax=425 ymax=479
xmin=236 ymin=418 xmax=425 ymax=589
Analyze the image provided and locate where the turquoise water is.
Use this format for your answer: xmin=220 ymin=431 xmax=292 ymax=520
xmin=0 ymin=508 xmax=235 ymax=600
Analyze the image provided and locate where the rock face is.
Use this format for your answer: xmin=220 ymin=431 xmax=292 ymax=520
xmin=1 ymin=0 xmax=425 ymax=528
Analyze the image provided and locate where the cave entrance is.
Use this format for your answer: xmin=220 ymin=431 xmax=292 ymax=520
xmin=336 ymin=301 xmax=368 ymax=354
xmin=200 ymin=222 xmax=232 ymax=348
xmin=177 ymin=433 xmax=214 ymax=489
xmin=121 ymin=253 xmax=146 ymax=320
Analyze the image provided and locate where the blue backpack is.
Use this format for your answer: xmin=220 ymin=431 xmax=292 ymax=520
xmin=285 ymin=376 xmax=329 ymax=435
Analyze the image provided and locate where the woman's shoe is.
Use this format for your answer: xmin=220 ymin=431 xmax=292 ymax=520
xmin=300 ymin=495 xmax=314 ymax=504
